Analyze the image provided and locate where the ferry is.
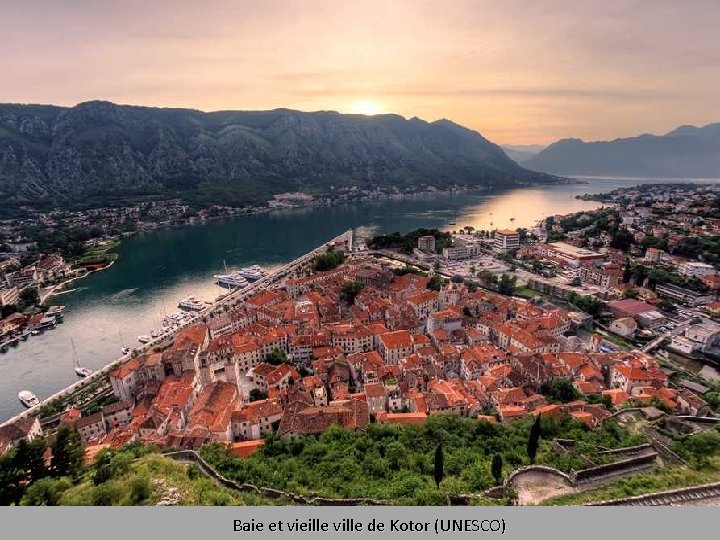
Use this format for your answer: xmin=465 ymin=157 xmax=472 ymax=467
xmin=237 ymin=265 xmax=268 ymax=282
xmin=18 ymin=390 xmax=40 ymax=408
xmin=178 ymin=296 xmax=206 ymax=312
xmin=214 ymin=271 xmax=250 ymax=290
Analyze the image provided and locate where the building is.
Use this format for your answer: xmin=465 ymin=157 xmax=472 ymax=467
xmin=546 ymin=242 xmax=605 ymax=267
xmin=655 ymin=283 xmax=712 ymax=306
xmin=609 ymin=317 xmax=638 ymax=339
xmin=680 ymin=261 xmax=717 ymax=278
xmin=494 ymin=229 xmax=520 ymax=253
xmin=0 ymin=286 xmax=19 ymax=307
xmin=417 ymin=236 xmax=436 ymax=254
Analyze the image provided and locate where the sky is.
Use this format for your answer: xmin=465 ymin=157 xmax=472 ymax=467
xmin=1 ymin=0 xmax=719 ymax=144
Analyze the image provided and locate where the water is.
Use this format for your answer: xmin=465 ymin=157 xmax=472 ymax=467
xmin=1 ymin=177 xmax=717 ymax=420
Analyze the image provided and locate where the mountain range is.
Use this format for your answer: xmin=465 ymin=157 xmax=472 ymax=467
xmin=0 ymin=101 xmax=556 ymax=209
xmin=524 ymin=123 xmax=720 ymax=178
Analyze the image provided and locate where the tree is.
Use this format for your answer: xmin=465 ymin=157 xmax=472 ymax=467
xmin=340 ymin=281 xmax=364 ymax=305
xmin=498 ymin=274 xmax=517 ymax=296
xmin=491 ymin=454 xmax=503 ymax=485
xmin=427 ymin=273 xmax=445 ymax=291
xmin=610 ymin=228 xmax=635 ymax=252
xmin=19 ymin=286 xmax=40 ymax=307
xmin=527 ymin=416 xmax=541 ymax=463
xmin=312 ymin=248 xmax=346 ymax=271
xmin=434 ymin=444 xmax=444 ymax=488
xmin=541 ymin=378 xmax=580 ymax=403
xmin=51 ymin=425 xmax=83 ymax=479
xmin=265 ymin=348 xmax=288 ymax=365
xmin=14 ymin=437 xmax=48 ymax=483
xmin=570 ymin=276 xmax=582 ymax=287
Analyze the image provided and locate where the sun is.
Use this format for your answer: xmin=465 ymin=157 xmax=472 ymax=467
xmin=349 ymin=100 xmax=382 ymax=115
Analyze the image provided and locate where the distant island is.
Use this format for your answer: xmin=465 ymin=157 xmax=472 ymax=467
xmin=523 ymin=123 xmax=720 ymax=178
xmin=0 ymin=101 xmax=558 ymax=215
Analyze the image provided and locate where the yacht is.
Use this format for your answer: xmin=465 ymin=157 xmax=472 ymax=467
xmin=237 ymin=265 xmax=268 ymax=282
xmin=137 ymin=334 xmax=152 ymax=344
xmin=214 ymin=271 xmax=250 ymax=290
xmin=178 ymin=296 xmax=206 ymax=312
xmin=74 ymin=366 xmax=93 ymax=378
xmin=18 ymin=390 xmax=40 ymax=408
xmin=71 ymin=337 xmax=93 ymax=378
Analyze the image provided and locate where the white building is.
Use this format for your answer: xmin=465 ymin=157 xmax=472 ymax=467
xmin=494 ymin=229 xmax=520 ymax=252
xmin=680 ymin=261 xmax=717 ymax=278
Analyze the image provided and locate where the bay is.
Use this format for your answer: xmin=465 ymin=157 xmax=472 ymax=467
xmin=1 ymin=177 xmax=717 ymax=420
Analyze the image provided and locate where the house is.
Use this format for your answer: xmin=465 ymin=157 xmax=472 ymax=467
xmin=0 ymin=417 xmax=43 ymax=454
xmin=231 ymin=399 xmax=284 ymax=441
xmin=76 ymin=412 xmax=107 ymax=444
xmin=378 ymin=330 xmax=414 ymax=364
xmin=609 ymin=317 xmax=638 ymax=339
xmin=102 ymin=400 xmax=133 ymax=431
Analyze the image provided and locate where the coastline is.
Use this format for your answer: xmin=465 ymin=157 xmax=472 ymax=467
xmin=0 ymin=230 xmax=353 ymax=428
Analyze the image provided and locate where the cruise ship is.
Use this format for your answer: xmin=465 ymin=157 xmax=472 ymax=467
xmin=214 ymin=271 xmax=250 ymax=290
xmin=18 ymin=390 xmax=40 ymax=408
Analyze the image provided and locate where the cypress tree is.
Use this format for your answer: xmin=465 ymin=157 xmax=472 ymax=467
xmin=434 ymin=443 xmax=444 ymax=488
xmin=491 ymin=454 xmax=503 ymax=485
xmin=527 ymin=416 xmax=541 ymax=464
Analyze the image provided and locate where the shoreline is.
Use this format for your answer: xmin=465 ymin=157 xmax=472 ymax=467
xmin=0 ymin=230 xmax=352 ymax=428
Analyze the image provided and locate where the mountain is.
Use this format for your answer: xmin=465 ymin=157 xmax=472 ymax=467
xmin=0 ymin=101 xmax=556 ymax=209
xmin=501 ymin=144 xmax=545 ymax=164
xmin=524 ymin=123 xmax=720 ymax=178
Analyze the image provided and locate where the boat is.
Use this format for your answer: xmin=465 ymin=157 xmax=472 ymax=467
xmin=0 ymin=343 xmax=8 ymax=353
xmin=137 ymin=334 xmax=151 ymax=344
xmin=18 ymin=390 xmax=40 ymax=408
xmin=213 ymin=271 xmax=250 ymax=290
xmin=178 ymin=296 xmax=206 ymax=311
xmin=71 ymin=337 xmax=93 ymax=378
xmin=237 ymin=265 xmax=268 ymax=282
xmin=20 ymin=331 xmax=31 ymax=341
xmin=74 ymin=366 xmax=93 ymax=378
xmin=121 ymin=347 xmax=131 ymax=355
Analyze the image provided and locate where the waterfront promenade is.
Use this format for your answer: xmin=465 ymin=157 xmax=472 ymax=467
xmin=0 ymin=230 xmax=353 ymax=428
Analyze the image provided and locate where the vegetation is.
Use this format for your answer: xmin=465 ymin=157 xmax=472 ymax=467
xmin=312 ymin=248 xmax=346 ymax=271
xmin=265 ymin=348 xmax=289 ymax=366
xmin=200 ymin=414 xmax=644 ymax=504
xmin=491 ymin=454 xmax=503 ymax=485
xmin=434 ymin=444 xmax=444 ymax=488
xmin=527 ymin=416 xmax=541 ymax=463
xmin=541 ymin=378 xmax=581 ymax=404
xmin=568 ymin=292 xmax=603 ymax=316
xmin=369 ymin=229 xmax=452 ymax=255
xmin=497 ymin=274 xmax=517 ymax=296
xmin=340 ymin=281 xmax=365 ymax=305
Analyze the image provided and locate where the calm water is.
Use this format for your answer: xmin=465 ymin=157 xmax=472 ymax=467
xmin=1 ymin=177 xmax=717 ymax=420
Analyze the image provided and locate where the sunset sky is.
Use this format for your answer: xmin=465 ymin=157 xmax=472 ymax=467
xmin=2 ymin=0 xmax=719 ymax=144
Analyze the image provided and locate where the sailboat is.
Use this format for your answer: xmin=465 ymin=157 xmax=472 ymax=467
xmin=71 ymin=337 xmax=93 ymax=378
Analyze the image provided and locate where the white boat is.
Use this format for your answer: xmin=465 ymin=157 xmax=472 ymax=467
xmin=18 ymin=390 xmax=39 ymax=408
xmin=237 ymin=265 xmax=268 ymax=282
xmin=71 ymin=337 xmax=93 ymax=378
xmin=121 ymin=347 xmax=131 ymax=355
xmin=213 ymin=271 xmax=249 ymax=289
xmin=74 ymin=366 xmax=93 ymax=378
xmin=138 ymin=334 xmax=151 ymax=343
xmin=178 ymin=296 xmax=206 ymax=311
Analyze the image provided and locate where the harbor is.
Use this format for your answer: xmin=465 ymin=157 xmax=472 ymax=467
xmin=0 ymin=230 xmax=352 ymax=428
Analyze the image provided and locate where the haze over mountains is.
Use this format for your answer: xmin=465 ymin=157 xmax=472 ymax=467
xmin=524 ymin=123 xmax=720 ymax=178
xmin=500 ymin=144 xmax=545 ymax=164
xmin=0 ymin=101 xmax=555 ymax=207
